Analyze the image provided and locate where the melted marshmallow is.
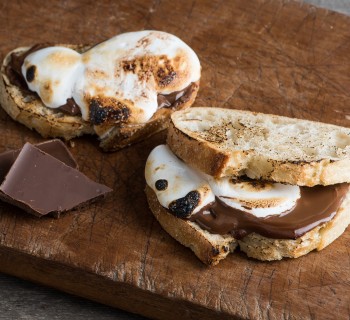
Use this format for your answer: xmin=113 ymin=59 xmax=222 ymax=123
xmin=145 ymin=145 xmax=214 ymax=214
xmin=145 ymin=145 xmax=301 ymax=218
xmin=22 ymin=31 xmax=201 ymax=124
xmin=22 ymin=47 xmax=83 ymax=108
xmin=206 ymin=176 xmax=300 ymax=218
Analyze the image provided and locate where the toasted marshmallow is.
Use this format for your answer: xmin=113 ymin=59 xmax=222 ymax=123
xmin=22 ymin=31 xmax=201 ymax=125
xmin=145 ymin=145 xmax=214 ymax=218
xmin=146 ymin=145 xmax=301 ymax=219
xmin=78 ymin=30 xmax=200 ymax=124
xmin=22 ymin=47 xmax=83 ymax=108
xmin=206 ymin=176 xmax=300 ymax=218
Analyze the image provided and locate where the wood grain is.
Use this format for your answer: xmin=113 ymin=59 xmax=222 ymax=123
xmin=0 ymin=274 xmax=144 ymax=320
xmin=0 ymin=0 xmax=350 ymax=319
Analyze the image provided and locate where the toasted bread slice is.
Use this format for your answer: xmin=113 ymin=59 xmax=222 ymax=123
xmin=145 ymin=185 xmax=237 ymax=266
xmin=0 ymin=46 xmax=199 ymax=151
xmin=168 ymin=108 xmax=350 ymax=186
xmin=146 ymin=185 xmax=350 ymax=263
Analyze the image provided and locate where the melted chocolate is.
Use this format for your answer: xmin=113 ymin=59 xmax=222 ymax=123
xmin=59 ymin=98 xmax=82 ymax=116
xmin=157 ymin=83 xmax=195 ymax=109
xmin=189 ymin=184 xmax=349 ymax=239
xmin=5 ymin=43 xmax=52 ymax=91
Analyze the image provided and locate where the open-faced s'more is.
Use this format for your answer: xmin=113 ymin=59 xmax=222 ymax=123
xmin=0 ymin=31 xmax=201 ymax=151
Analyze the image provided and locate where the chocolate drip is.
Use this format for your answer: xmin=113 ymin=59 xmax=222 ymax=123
xmin=59 ymin=98 xmax=82 ymax=116
xmin=157 ymin=83 xmax=195 ymax=109
xmin=189 ymin=184 xmax=349 ymax=240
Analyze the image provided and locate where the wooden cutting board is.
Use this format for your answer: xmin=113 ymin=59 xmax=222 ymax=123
xmin=0 ymin=1 xmax=350 ymax=319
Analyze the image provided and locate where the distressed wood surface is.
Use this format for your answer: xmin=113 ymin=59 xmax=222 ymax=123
xmin=0 ymin=0 xmax=350 ymax=319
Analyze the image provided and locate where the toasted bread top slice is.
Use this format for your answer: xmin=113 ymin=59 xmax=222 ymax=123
xmin=167 ymin=107 xmax=350 ymax=186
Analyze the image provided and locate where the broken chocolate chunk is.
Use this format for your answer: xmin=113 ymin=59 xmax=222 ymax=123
xmin=0 ymin=142 xmax=112 ymax=217
xmin=0 ymin=139 xmax=77 ymax=183
xmin=168 ymin=190 xmax=200 ymax=218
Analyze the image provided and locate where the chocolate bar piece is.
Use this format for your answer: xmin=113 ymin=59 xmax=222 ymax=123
xmin=0 ymin=139 xmax=77 ymax=182
xmin=0 ymin=142 xmax=112 ymax=217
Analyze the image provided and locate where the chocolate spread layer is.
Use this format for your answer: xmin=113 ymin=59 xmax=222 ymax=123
xmin=187 ymin=184 xmax=349 ymax=240
xmin=5 ymin=44 xmax=195 ymax=116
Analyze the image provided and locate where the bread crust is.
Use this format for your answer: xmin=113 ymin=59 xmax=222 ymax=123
xmin=0 ymin=46 xmax=199 ymax=151
xmin=238 ymin=191 xmax=350 ymax=260
xmin=168 ymin=108 xmax=350 ymax=186
xmin=145 ymin=185 xmax=350 ymax=263
xmin=167 ymin=123 xmax=234 ymax=176
xmin=145 ymin=185 xmax=237 ymax=266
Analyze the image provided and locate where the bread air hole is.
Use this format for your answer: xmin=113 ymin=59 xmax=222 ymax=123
xmin=335 ymin=132 xmax=350 ymax=149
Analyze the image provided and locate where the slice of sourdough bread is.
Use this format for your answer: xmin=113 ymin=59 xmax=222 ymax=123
xmin=145 ymin=186 xmax=237 ymax=266
xmin=0 ymin=46 xmax=199 ymax=151
xmin=146 ymin=185 xmax=350 ymax=263
xmin=168 ymin=108 xmax=350 ymax=186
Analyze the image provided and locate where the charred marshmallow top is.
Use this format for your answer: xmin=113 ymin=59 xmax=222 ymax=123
xmin=23 ymin=47 xmax=84 ymax=108
xmin=145 ymin=145 xmax=214 ymax=218
xmin=145 ymin=145 xmax=301 ymax=219
xmin=21 ymin=31 xmax=201 ymax=125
